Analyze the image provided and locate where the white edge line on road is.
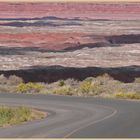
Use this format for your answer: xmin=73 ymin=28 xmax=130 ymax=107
xmin=64 ymin=105 xmax=118 ymax=138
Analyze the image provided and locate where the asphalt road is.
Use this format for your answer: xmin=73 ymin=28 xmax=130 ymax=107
xmin=0 ymin=93 xmax=140 ymax=138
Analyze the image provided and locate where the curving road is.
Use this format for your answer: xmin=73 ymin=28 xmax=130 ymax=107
xmin=0 ymin=93 xmax=140 ymax=138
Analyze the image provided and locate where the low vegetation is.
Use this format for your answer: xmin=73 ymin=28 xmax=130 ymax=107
xmin=79 ymin=81 xmax=94 ymax=93
xmin=16 ymin=82 xmax=45 ymax=93
xmin=114 ymin=92 xmax=140 ymax=100
xmin=134 ymin=78 xmax=140 ymax=83
xmin=0 ymin=74 xmax=23 ymax=85
xmin=58 ymin=80 xmax=65 ymax=87
xmin=53 ymin=86 xmax=73 ymax=96
xmin=78 ymin=81 xmax=100 ymax=96
xmin=0 ymin=106 xmax=46 ymax=127
xmin=0 ymin=74 xmax=139 ymax=100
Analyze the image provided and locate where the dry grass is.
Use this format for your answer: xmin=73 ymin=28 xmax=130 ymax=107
xmin=0 ymin=106 xmax=46 ymax=127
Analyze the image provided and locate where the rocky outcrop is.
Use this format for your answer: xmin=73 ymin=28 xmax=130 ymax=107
xmin=0 ymin=65 xmax=140 ymax=83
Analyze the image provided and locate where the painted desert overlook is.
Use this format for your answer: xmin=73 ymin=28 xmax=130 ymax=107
xmin=0 ymin=1 xmax=140 ymax=138
xmin=0 ymin=2 xmax=139 ymax=80
xmin=0 ymin=2 xmax=139 ymax=82
xmin=0 ymin=1 xmax=139 ymax=94
xmin=0 ymin=2 xmax=140 ymax=69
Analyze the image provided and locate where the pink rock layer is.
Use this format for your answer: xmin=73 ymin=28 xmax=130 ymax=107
xmin=0 ymin=2 xmax=139 ymax=51
xmin=0 ymin=33 xmax=101 ymax=50
xmin=0 ymin=2 xmax=140 ymax=20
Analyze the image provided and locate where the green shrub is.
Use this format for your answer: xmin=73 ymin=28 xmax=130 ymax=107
xmin=16 ymin=82 xmax=45 ymax=93
xmin=58 ymin=80 xmax=65 ymax=87
xmin=114 ymin=92 xmax=140 ymax=100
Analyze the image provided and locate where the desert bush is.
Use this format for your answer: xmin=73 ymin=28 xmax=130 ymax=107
xmin=79 ymin=81 xmax=100 ymax=96
xmin=79 ymin=81 xmax=94 ymax=93
xmin=0 ymin=85 xmax=17 ymax=93
xmin=96 ymin=73 xmax=114 ymax=85
xmin=78 ymin=78 xmax=121 ymax=96
xmin=84 ymin=77 xmax=95 ymax=82
xmin=111 ymin=82 xmax=140 ymax=95
xmin=65 ymin=78 xmax=79 ymax=88
xmin=16 ymin=82 xmax=45 ymax=93
xmin=7 ymin=75 xmax=23 ymax=85
xmin=114 ymin=92 xmax=140 ymax=100
xmin=0 ymin=75 xmax=23 ymax=85
xmin=53 ymin=86 xmax=73 ymax=96
xmin=58 ymin=80 xmax=65 ymax=87
xmin=39 ymin=89 xmax=50 ymax=94
xmin=134 ymin=78 xmax=140 ymax=83
xmin=0 ymin=74 xmax=7 ymax=85
xmin=0 ymin=86 xmax=9 ymax=93
xmin=97 ymin=73 xmax=113 ymax=80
